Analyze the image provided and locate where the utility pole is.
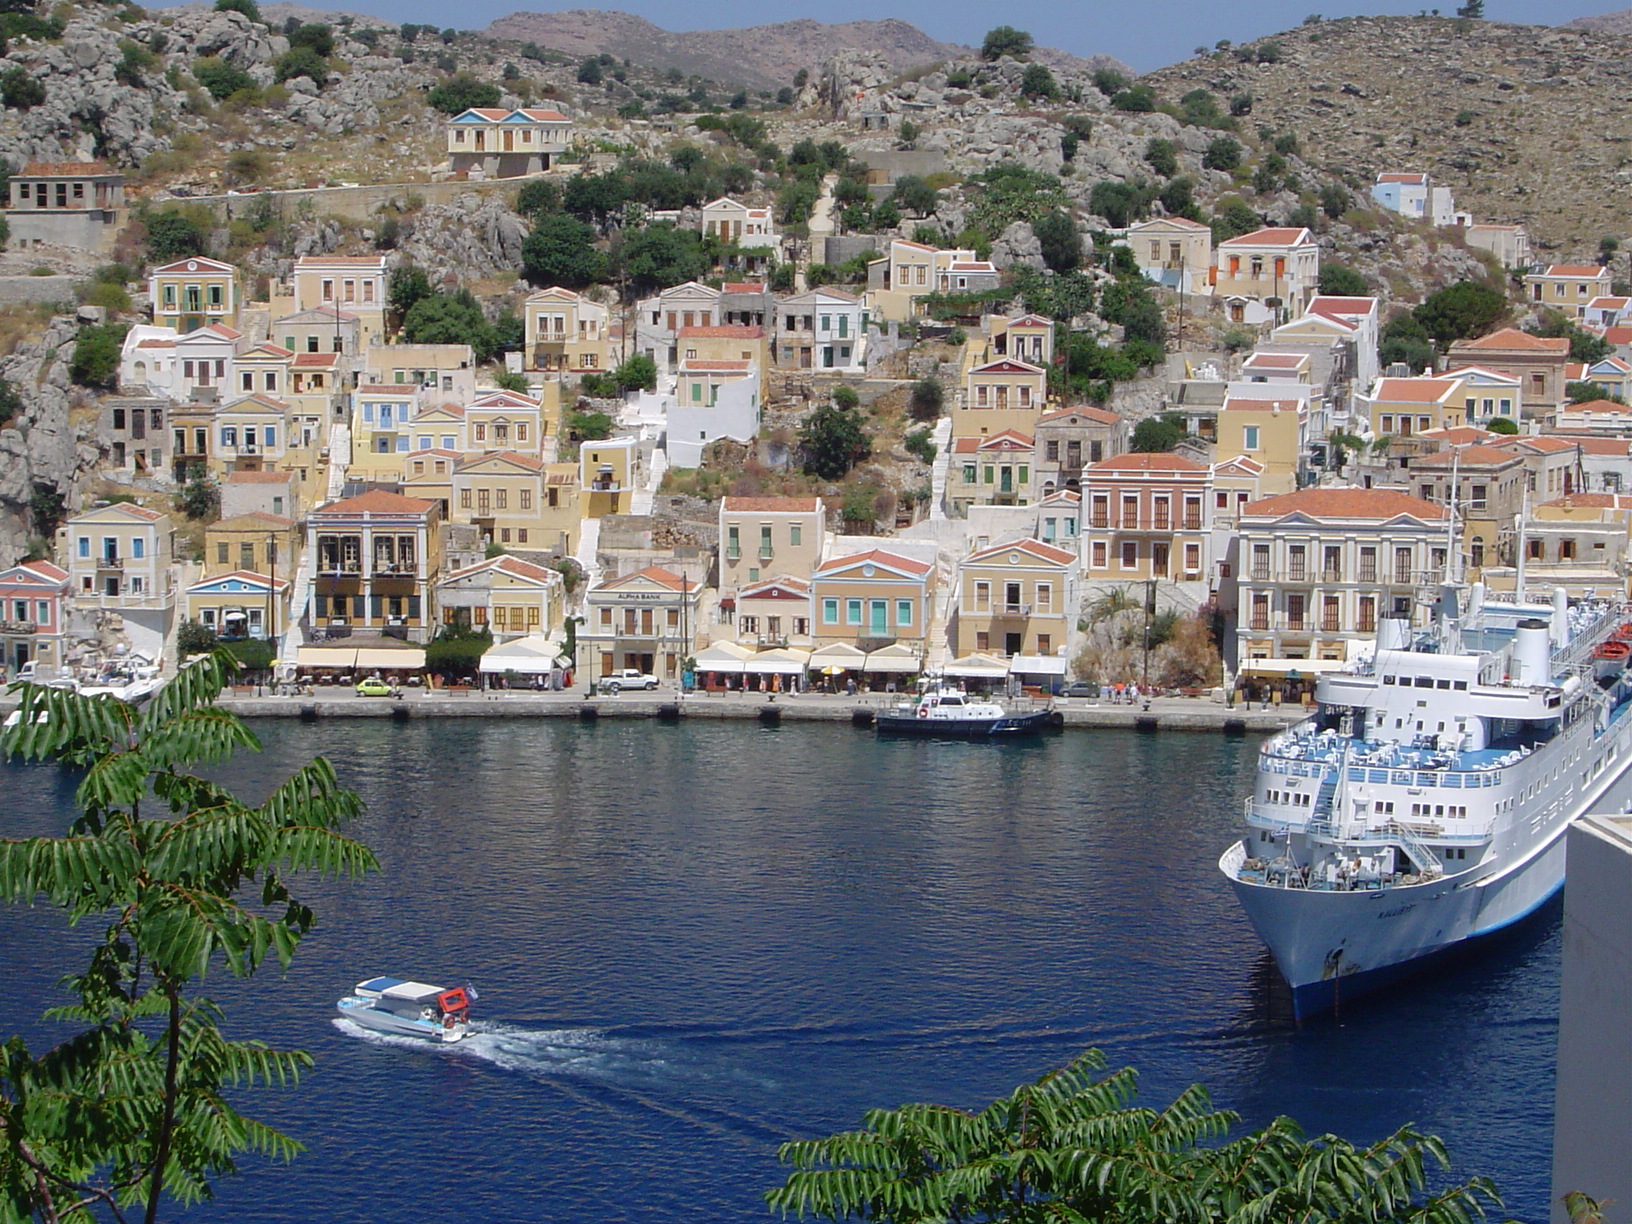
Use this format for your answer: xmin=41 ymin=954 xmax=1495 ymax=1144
xmin=1142 ymin=576 xmax=1155 ymax=689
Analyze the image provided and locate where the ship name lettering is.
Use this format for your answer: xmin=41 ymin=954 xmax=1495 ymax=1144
xmin=1376 ymin=904 xmax=1416 ymax=919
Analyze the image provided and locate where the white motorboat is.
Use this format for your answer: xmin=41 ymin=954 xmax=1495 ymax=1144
xmin=336 ymin=977 xmax=475 ymax=1042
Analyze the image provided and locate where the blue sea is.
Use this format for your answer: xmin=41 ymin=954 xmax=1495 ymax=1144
xmin=0 ymin=721 xmax=1561 ymax=1222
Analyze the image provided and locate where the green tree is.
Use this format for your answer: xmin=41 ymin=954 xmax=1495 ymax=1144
xmin=143 ymin=209 xmax=209 ymax=263
xmin=618 ymin=224 xmax=708 ymax=295
xmin=192 ymin=55 xmax=255 ymax=100
xmin=288 ymin=21 xmax=333 ymax=54
xmin=1033 ymin=210 xmax=1081 ymax=273
xmin=1088 ymin=180 xmax=1152 ymax=229
xmin=176 ymin=619 xmax=218 ymax=656
xmin=1019 ymin=63 xmax=1057 ymax=100
xmin=520 ymin=212 xmax=603 ymax=289
xmin=980 ymin=24 xmax=1033 ymax=60
xmin=1111 ymin=84 xmax=1156 ymax=112
xmin=1120 ymin=293 xmax=1167 ymax=352
xmin=176 ymin=470 xmax=220 ymax=520
xmin=69 ymin=324 xmax=127 ymax=390
xmin=1210 ymin=196 xmax=1260 ymax=242
xmin=611 ymin=353 xmax=658 ymax=393
xmin=890 ymin=176 xmax=939 ymax=218
xmin=1456 ymin=0 xmax=1485 ymax=15
xmin=387 ymin=264 xmax=432 ymax=329
xmin=1202 ymin=135 xmax=1241 ymax=171
xmin=1380 ymin=311 xmax=1435 ymax=372
xmin=1414 ymin=280 xmax=1506 ymax=346
xmin=401 ymin=290 xmax=498 ymax=362
xmin=769 ymin=1050 xmax=1501 ymax=1224
xmin=426 ymin=623 xmax=492 ymax=677
xmin=799 ymin=403 xmax=870 ymax=480
xmin=274 ymin=45 xmax=329 ymax=85
xmin=576 ymin=56 xmax=603 ymax=84
xmin=1568 ymin=380 xmax=1621 ymax=404
xmin=514 ymin=178 xmax=562 ymax=219
xmin=213 ymin=0 xmax=261 ymax=20
xmin=1091 ymin=67 xmax=1129 ymax=96
xmin=0 ymin=66 xmax=45 ymax=110
xmin=1143 ymin=137 xmax=1178 ymax=177
xmin=909 ymin=378 xmax=943 ymax=421
xmin=0 ymin=376 xmax=19 ymax=426
xmin=1319 ymin=264 xmax=1370 ymax=296
xmin=425 ymin=72 xmax=499 ymax=114
xmin=1131 ymin=412 xmax=1186 ymax=452
xmin=0 ymin=655 xmax=376 ymax=1224
xmin=1486 ymin=414 xmax=1520 ymax=433
xmin=1319 ymin=181 xmax=1351 ymax=219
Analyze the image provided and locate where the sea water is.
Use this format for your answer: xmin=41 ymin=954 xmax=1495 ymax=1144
xmin=0 ymin=721 xmax=1560 ymax=1222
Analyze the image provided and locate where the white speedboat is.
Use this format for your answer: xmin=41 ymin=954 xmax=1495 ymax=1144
xmin=875 ymin=685 xmax=1062 ymax=738
xmin=336 ymin=977 xmax=475 ymax=1042
xmin=1221 ymin=586 xmax=1632 ymax=1018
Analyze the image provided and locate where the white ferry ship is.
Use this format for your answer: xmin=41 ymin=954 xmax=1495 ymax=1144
xmin=1220 ymin=583 xmax=1632 ymax=1018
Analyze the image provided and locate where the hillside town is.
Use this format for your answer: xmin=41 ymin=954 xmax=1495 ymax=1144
xmin=3 ymin=8 xmax=1631 ymax=707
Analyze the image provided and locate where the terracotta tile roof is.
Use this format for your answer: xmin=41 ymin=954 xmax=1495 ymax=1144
xmin=214 ymin=511 xmax=294 ymax=529
xmin=1537 ymin=493 xmax=1632 ymax=510
xmin=224 ymin=471 xmax=292 ymax=487
xmin=1377 ymin=172 xmax=1428 ymax=184
xmin=598 ymin=565 xmax=689 ymax=591
xmin=1242 ymin=487 xmax=1447 ymax=521
xmin=975 ymin=430 xmax=1034 ymax=449
xmin=970 ymin=358 xmax=1045 ymax=374
xmin=1131 ymin=216 xmax=1209 ymax=231
xmin=412 ymin=402 xmax=466 ymax=417
xmin=1370 ymin=377 xmax=1462 ymax=403
xmin=681 ymin=359 xmax=752 ymax=372
xmin=1243 ymin=353 xmax=1306 ymax=368
xmin=816 ymin=548 xmax=933 ymax=577
xmin=1039 ymin=406 xmax=1119 ymax=424
xmin=20 ymin=560 xmax=69 ymax=581
xmin=313 ymin=490 xmax=435 ymax=516
xmin=892 ymin=239 xmax=937 ymax=252
xmin=74 ymin=502 xmax=164 ymax=523
xmin=1307 ymin=295 xmax=1378 ymax=315
xmin=676 ymin=325 xmax=763 ymax=338
xmin=722 ymin=497 xmax=820 ymax=512
xmin=135 ymin=338 xmax=175 ymax=349
xmin=477 ymin=555 xmax=561 ymax=583
xmin=1603 ymin=326 xmax=1632 ymax=345
xmin=1588 ymin=297 xmax=1632 ymax=310
xmin=456 ymin=450 xmax=544 ymax=472
xmin=966 ymin=538 xmax=1076 ymax=565
xmin=293 ymin=256 xmax=386 ymax=267
xmin=516 ymin=107 xmax=569 ymax=122
xmin=357 ymin=383 xmax=421 ymax=396
xmin=242 ymin=342 xmax=294 ymax=358
xmin=1453 ymin=328 xmax=1570 ymax=353
xmin=950 ymin=437 xmax=981 ymax=454
xmin=292 ymin=352 xmax=338 ymax=368
xmin=1417 ymin=426 xmax=1495 ymax=444
xmin=1412 ymin=444 xmax=1520 ymax=468
xmin=720 ymin=282 xmax=767 ymax=294
xmin=20 ymin=160 xmax=118 ymax=177
xmin=1540 ymin=265 xmax=1608 ymax=278
xmin=1086 ymin=453 xmax=1208 ymax=473
xmin=1220 ymin=226 xmax=1311 ymax=247
xmin=739 ymin=575 xmax=812 ymax=598
xmin=1563 ymin=399 xmax=1632 ymax=414
xmin=1498 ymin=436 xmax=1581 ymax=453
xmin=1223 ymin=396 xmax=1305 ymax=412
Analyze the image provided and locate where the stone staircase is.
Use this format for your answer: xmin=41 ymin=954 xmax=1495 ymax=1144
xmin=928 ymin=416 xmax=953 ymax=520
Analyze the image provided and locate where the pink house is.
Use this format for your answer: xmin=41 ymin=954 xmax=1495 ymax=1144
xmin=0 ymin=560 xmax=70 ymax=679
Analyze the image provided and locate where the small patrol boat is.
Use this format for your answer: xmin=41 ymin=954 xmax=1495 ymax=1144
xmin=336 ymin=977 xmax=475 ymax=1042
xmin=874 ymin=684 xmax=1061 ymax=739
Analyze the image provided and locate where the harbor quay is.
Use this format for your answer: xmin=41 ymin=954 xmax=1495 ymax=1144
xmin=172 ymin=688 xmax=1297 ymax=733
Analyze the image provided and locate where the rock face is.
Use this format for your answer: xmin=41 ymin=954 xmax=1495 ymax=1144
xmin=0 ymin=318 xmax=101 ymax=568
xmin=1144 ymin=14 xmax=1632 ymax=250
xmin=397 ymin=195 xmax=532 ymax=283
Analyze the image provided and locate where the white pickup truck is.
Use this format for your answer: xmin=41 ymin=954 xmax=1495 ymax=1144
xmin=601 ymin=669 xmax=660 ymax=693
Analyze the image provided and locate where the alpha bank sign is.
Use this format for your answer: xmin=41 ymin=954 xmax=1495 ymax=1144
xmin=609 ymin=591 xmax=671 ymax=602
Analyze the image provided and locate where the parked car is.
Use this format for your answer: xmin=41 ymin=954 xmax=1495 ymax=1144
xmin=602 ymin=668 xmax=659 ymax=693
xmin=1061 ymin=681 xmax=1100 ymax=699
xmin=355 ymin=677 xmax=399 ymax=698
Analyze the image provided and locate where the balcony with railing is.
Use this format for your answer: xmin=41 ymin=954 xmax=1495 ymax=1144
xmin=0 ymin=620 xmax=37 ymax=635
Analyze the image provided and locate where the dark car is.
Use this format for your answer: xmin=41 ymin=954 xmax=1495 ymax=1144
xmin=1061 ymin=681 xmax=1100 ymax=698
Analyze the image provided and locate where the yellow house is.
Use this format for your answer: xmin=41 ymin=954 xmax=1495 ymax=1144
xmin=986 ymin=313 xmax=1056 ymax=365
xmin=361 ymin=342 xmax=477 ymax=400
xmin=954 ymin=538 xmax=1076 ymax=658
xmin=1215 ymin=226 xmax=1319 ymax=325
xmin=948 ymin=431 xmax=1037 ymax=513
xmin=289 ymin=256 xmax=387 ymax=346
xmin=524 ymin=287 xmax=610 ymax=375
xmin=62 ymin=502 xmax=176 ymax=664
xmin=436 ymin=554 xmax=564 ymax=639
xmin=810 ymin=548 xmax=935 ymax=648
xmin=445 ymin=106 xmax=571 ymax=178
xmin=955 ymin=358 xmax=1048 ymax=440
xmin=351 ymin=385 xmax=429 ymax=480
xmin=148 ymin=256 xmax=238 ymax=333
xmin=306 ymin=490 xmax=443 ymax=644
xmin=184 ymin=570 xmax=288 ymax=644
xmin=210 ymin=394 xmax=292 ymax=478
xmin=1358 ymin=375 xmax=1469 ymax=438
xmin=203 ymin=512 xmax=295 ymax=580
xmin=402 ymin=448 xmax=459 ymax=516
xmin=1524 ymin=264 xmax=1613 ymax=320
xmin=1216 ymin=394 xmax=1309 ymax=495
xmin=718 ymin=496 xmax=826 ymax=594
xmin=451 ymin=450 xmax=550 ymax=550
xmin=272 ymin=305 xmax=361 ymax=361
xmin=466 ymin=389 xmax=545 ymax=455
xmin=675 ymin=324 xmax=769 ymax=374
xmin=865 ymin=239 xmax=999 ymax=322
xmin=581 ymin=437 xmax=641 ymax=518
xmin=540 ymin=463 xmax=582 ymax=553
xmin=732 ymin=576 xmax=814 ymax=648
xmin=231 ymin=342 xmax=293 ymax=400
xmin=405 ymin=403 xmax=467 ymax=455
xmin=1126 ymin=216 xmax=1213 ymax=295
xmin=583 ymin=565 xmax=701 ymax=682
xmin=1210 ymin=454 xmax=1267 ymax=528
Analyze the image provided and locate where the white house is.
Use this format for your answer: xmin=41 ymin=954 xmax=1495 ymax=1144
xmin=777 ymin=289 xmax=868 ymax=372
xmin=119 ymin=324 xmax=178 ymax=395
xmin=668 ymin=360 xmax=761 ymax=467
xmin=634 ymin=281 xmax=722 ymax=376
xmin=1370 ymin=172 xmax=1458 ymax=227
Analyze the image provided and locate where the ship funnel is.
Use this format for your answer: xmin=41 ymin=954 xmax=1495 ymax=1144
xmin=1515 ymin=618 xmax=1553 ymax=687
xmin=1470 ymin=581 xmax=1485 ymax=613
xmin=1552 ymin=587 xmax=1570 ymax=650
xmin=1376 ymin=618 xmax=1410 ymax=652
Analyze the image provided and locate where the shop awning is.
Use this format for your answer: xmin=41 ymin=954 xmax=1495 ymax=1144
xmin=1237 ymin=658 xmax=1345 ymax=678
xmin=743 ymin=647 xmax=811 ymax=674
xmin=479 ymin=633 xmax=563 ymax=675
xmin=294 ymin=647 xmax=357 ymax=670
xmin=1009 ymin=654 xmax=1068 ymax=677
xmin=353 ymin=647 xmax=426 ymax=671
xmin=944 ymin=652 xmax=1010 ymax=679
xmin=862 ymin=643 xmax=922 ymax=674
xmin=695 ymin=641 xmax=753 ymax=674
xmin=808 ymin=642 xmax=868 ymax=669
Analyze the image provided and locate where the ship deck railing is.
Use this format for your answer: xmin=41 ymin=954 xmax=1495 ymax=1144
xmin=1245 ymin=801 xmax=1489 ymax=846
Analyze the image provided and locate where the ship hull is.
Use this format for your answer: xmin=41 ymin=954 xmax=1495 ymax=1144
xmin=874 ymin=709 xmax=1061 ymax=738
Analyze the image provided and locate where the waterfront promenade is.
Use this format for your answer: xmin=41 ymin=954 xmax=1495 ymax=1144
xmin=188 ymin=686 xmax=1298 ymax=732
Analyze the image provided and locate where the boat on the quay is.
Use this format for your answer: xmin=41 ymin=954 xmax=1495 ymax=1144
xmin=875 ymin=684 xmax=1061 ymax=738
xmin=336 ymin=977 xmax=476 ymax=1042
xmin=1221 ymin=583 xmax=1632 ymax=1018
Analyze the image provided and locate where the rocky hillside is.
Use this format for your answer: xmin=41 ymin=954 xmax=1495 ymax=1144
xmin=481 ymin=10 xmax=1121 ymax=91
xmin=1145 ymin=14 xmax=1632 ymax=254
xmin=1561 ymin=7 xmax=1632 ymax=31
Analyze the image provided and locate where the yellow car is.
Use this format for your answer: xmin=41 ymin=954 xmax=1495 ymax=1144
xmin=355 ymin=677 xmax=398 ymax=697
